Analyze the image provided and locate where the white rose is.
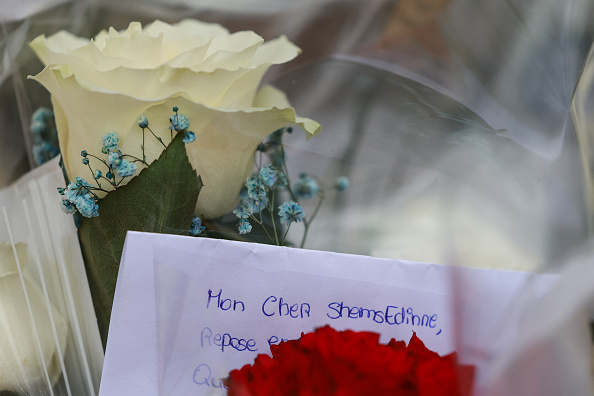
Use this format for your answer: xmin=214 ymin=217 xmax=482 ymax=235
xmin=0 ymin=242 xmax=68 ymax=391
xmin=29 ymin=20 xmax=321 ymax=218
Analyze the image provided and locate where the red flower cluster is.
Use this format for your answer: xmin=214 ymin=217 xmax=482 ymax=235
xmin=226 ymin=326 xmax=474 ymax=396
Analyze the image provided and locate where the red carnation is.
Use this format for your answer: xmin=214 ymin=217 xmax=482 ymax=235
xmin=225 ymin=326 xmax=474 ymax=396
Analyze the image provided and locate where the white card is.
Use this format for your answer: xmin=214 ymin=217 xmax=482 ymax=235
xmin=99 ymin=231 xmax=556 ymax=395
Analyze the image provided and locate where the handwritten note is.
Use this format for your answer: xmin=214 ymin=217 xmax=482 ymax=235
xmin=99 ymin=232 xmax=556 ymax=395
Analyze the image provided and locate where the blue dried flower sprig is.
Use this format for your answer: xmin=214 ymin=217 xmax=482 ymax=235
xmin=278 ymin=201 xmax=305 ymax=224
xmin=293 ymin=174 xmax=319 ymax=200
xmin=58 ymin=177 xmax=99 ymax=217
xmin=59 ymin=107 xmax=197 ymax=219
xmin=30 ymin=107 xmax=60 ymax=166
xmin=232 ymin=126 xmax=349 ymax=247
xmin=190 ymin=216 xmax=206 ymax=236
xmin=170 ymin=107 xmax=196 ymax=144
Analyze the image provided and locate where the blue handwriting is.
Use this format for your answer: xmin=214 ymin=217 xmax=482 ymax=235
xmin=200 ymin=326 xmax=257 ymax=352
xmin=193 ymin=364 xmax=227 ymax=389
xmin=327 ymin=302 xmax=440 ymax=333
xmin=267 ymin=335 xmax=290 ymax=346
xmin=207 ymin=289 xmax=245 ymax=312
xmin=261 ymin=295 xmax=311 ymax=318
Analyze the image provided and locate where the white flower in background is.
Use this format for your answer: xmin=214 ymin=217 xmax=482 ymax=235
xmin=0 ymin=242 xmax=67 ymax=391
xmin=29 ymin=20 xmax=321 ymax=218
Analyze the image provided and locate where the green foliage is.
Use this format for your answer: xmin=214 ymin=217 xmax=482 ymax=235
xmin=79 ymin=132 xmax=201 ymax=347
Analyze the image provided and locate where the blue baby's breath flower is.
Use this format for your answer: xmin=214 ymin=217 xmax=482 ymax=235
xmin=232 ymin=205 xmax=247 ymax=219
xmin=106 ymin=151 xmax=122 ymax=167
xmin=30 ymin=120 xmax=46 ymax=136
xmin=106 ymin=171 xmax=113 ymax=180
xmin=82 ymin=158 xmax=89 ymax=165
xmin=233 ymin=201 xmax=251 ymax=219
xmin=102 ymin=133 xmax=120 ymax=153
xmin=137 ymin=115 xmax=148 ymax=128
xmin=238 ymin=219 xmax=252 ymax=234
xmin=259 ymin=164 xmax=278 ymax=187
xmin=247 ymin=176 xmax=267 ymax=200
xmin=32 ymin=141 xmax=59 ymax=166
xmin=278 ymin=201 xmax=305 ymax=225
xmin=81 ymin=150 xmax=88 ymax=157
xmin=183 ymin=131 xmax=196 ymax=143
xmin=293 ymin=174 xmax=319 ymax=199
xmin=75 ymin=194 xmax=99 ymax=218
xmin=238 ymin=187 xmax=263 ymax=214
xmin=76 ymin=177 xmax=91 ymax=188
xmin=189 ymin=216 xmax=206 ymax=236
xmin=32 ymin=107 xmax=53 ymax=124
xmin=334 ymin=176 xmax=350 ymax=191
xmin=94 ymin=170 xmax=102 ymax=179
xmin=169 ymin=114 xmax=190 ymax=131
xmin=116 ymin=159 xmax=137 ymax=177
xmin=238 ymin=186 xmax=250 ymax=201
xmin=59 ymin=199 xmax=77 ymax=215
xmin=64 ymin=177 xmax=92 ymax=202
xmin=253 ymin=194 xmax=268 ymax=209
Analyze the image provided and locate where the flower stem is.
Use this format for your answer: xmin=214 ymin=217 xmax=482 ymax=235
xmin=87 ymin=153 xmax=109 ymax=168
xmin=146 ymin=126 xmax=167 ymax=149
xmin=142 ymin=127 xmax=146 ymax=163
xmin=98 ymin=176 xmax=115 ymax=187
xmin=123 ymin=154 xmax=146 ymax=165
xmin=300 ymin=194 xmax=324 ymax=248
xmin=281 ymin=224 xmax=292 ymax=246
xmin=86 ymin=163 xmax=101 ymax=189
xmin=249 ymin=214 xmax=275 ymax=244
xmin=279 ymin=150 xmax=300 ymax=203
xmin=270 ymin=188 xmax=279 ymax=245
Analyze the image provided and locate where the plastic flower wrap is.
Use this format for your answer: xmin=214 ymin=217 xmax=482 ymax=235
xmin=0 ymin=157 xmax=103 ymax=394
xmin=0 ymin=242 xmax=67 ymax=392
xmin=226 ymin=325 xmax=474 ymax=395
xmin=29 ymin=19 xmax=321 ymax=218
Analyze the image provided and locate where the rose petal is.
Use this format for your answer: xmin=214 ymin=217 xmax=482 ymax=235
xmin=254 ymin=85 xmax=322 ymax=137
xmin=144 ymin=20 xmax=228 ymax=62
xmin=195 ymin=31 xmax=264 ymax=72
xmin=30 ymin=53 xmax=296 ymax=108
xmin=30 ymin=23 xmax=301 ymax=104
xmin=252 ymin=35 xmax=301 ymax=65
xmin=32 ymin=30 xmax=88 ymax=62
xmin=145 ymin=19 xmax=229 ymax=40
xmin=100 ymin=24 xmax=167 ymax=66
xmin=33 ymin=62 xmax=256 ymax=106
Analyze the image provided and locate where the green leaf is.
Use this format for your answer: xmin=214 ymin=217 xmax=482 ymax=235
xmin=79 ymin=132 xmax=201 ymax=347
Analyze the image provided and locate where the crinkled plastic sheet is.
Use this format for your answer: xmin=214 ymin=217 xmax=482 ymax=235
xmin=1 ymin=0 xmax=594 ymax=394
xmin=0 ymin=157 xmax=103 ymax=395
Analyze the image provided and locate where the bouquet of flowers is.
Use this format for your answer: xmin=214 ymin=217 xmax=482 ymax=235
xmin=2 ymin=1 xmax=594 ymax=395
xmin=20 ymin=16 xmax=480 ymax=396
